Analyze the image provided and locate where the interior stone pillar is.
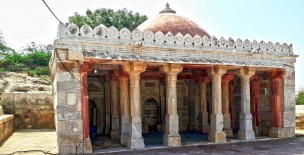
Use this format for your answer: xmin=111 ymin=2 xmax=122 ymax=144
xmin=250 ymin=75 xmax=261 ymax=135
xmin=110 ymin=75 xmax=120 ymax=141
xmin=269 ymin=70 xmax=284 ymax=138
xmin=104 ymin=77 xmax=111 ymax=135
xmin=207 ymin=66 xmax=227 ymax=143
xmin=80 ymin=62 xmax=93 ymax=153
xmin=160 ymin=64 xmax=183 ymax=146
xmin=222 ymin=74 xmax=234 ymax=137
xmin=116 ymin=70 xmax=130 ymax=145
xmin=122 ymin=62 xmax=147 ymax=149
xmin=200 ymin=76 xmax=210 ymax=133
xmin=237 ymin=68 xmax=255 ymax=140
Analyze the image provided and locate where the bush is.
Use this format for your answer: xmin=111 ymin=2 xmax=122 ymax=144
xmin=296 ymin=88 xmax=304 ymax=105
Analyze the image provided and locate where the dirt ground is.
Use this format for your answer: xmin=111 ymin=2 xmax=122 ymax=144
xmin=0 ymin=129 xmax=57 ymax=155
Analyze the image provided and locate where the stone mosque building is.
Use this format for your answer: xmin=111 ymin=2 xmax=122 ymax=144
xmin=50 ymin=4 xmax=298 ymax=154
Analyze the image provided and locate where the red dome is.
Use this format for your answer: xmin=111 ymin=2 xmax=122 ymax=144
xmin=137 ymin=3 xmax=210 ymax=37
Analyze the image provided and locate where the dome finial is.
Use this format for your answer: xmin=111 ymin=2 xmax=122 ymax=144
xmin=159 ymin=2 xmax=176 ymax=14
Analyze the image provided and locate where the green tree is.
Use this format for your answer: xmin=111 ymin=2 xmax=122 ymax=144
xmin=296 ymin=88 xmax=304 ymax=105
xmin=68 ymin=8 xmax=148 ymax=30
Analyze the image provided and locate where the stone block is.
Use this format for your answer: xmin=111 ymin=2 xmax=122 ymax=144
xmin=0 ymin=93 xmax=15 ymax=114
xmin=238 ymin=129 xmax=255 ymax=140
xmin=57 ymin=82 xmax=81 ymax=93
xmin=58 ymin=133 xmax=83 ymax=143
xmin=57 ymin=91 xmax=67 ymax=105
xmin=163 ymin=134 xmax=181 ymax=146
xmin=56 ymin=72 xmax=80 ymax=82
xmin=71 ymin=120 xmax=83 ymax=133
xmin=57 ymin=121 xmax=71 ymax=134
xmin=127 ymin=137 xmax=145 ymax=150
xmin=56 ymin=61 xmax=77 ymax=72
xmin=67 ymin=93 xmax=77 ymax=105
xmin=208 ymin=131 xmax=226 ymax=143
xmin=68 ymin=49 xmax=83 ymax=61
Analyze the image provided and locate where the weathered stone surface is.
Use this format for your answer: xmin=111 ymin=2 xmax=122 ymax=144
xmin=208 ymin=131 xmax=227 ymax=143
xmin=163 ymin=134 xmax=181 ymax=146
xmin=0 ymin=114 xmax=14 ymax=143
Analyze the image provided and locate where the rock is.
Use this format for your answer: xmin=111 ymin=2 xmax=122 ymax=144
xmin=13 ymin=87 xmax=30 ymax=92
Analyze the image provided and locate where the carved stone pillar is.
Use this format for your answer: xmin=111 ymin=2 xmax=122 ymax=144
xmin=115 ymin=70 xmax=130 ymax=145
xmin=269 ymin=70 xmax=284 ymax=138
xmin=110 ymin=75 xmax=120 ymax=141
xmin=200 ymin=76 xmax=210 ymax=133
xmin=283 ymin=68 xmax=296 ymax=138
xmin=80 ymin=62 xmax=92 ymax=153
xmin=222 ymin=74 xmax=234 ymax=137
xmin=207 ymin=66 xmax=227 ymax=143
xmin=250 ymin=75 xmax=261 ymax=135
xmin=237 ymin=68 xmax=255 ymax=140
xmin=160 ymin=64 xmax=183 ymax=146
xmin=122 ymin=62 xmax=147 ymax=149
xmin=104 ymin=77 xmax=111 ymax=135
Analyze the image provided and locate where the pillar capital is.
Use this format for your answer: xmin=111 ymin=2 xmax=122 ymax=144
xmin=122 ymin=62 xmax=147 ymax=75
xmin=80 ymin=61 xmax=90 ymax=73
xmin=237 ymin=67 xmax=255 ymax=77
xmin=268 ymin=70 xmax=284 ymax=79
xmin=222 ymin=74 xmax=234 ymax=82
xmin=207 ymin=66 xmax=227 ymax=76
xmin=114 ymin=70 xmax=129 ymax=79
xmin=160 ymin=64 xmax=183 ymax=75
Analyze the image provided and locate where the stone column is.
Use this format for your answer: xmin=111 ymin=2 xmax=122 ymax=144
xmin=160 ymin=64 xmax=183 ymax=146
xmin=282 ymin=68 xmax=296 ymax=138
xmin=250 ymin=75 xmax=261 ymax=135
xmin=122 ymin=62 xmax=147 ymax=149
xmin=104 ymin=76 xmax=111 ymax=135
xmin=269 ymin=70 xmax=284 ymax=138
xmin=115 ymin=70 xmax=130 ymax=145
xmin=200 ymin=76 xmax=210 ymax=133
xmin=237 ymin=68 xmax=255 ymax=140
xmin=222 ymin=74 xmax=234 ymax=137
xmin=110 ymin=75 xmax=120 ymax=141
xmin=207 ymin=66 xmax=227 ymax=143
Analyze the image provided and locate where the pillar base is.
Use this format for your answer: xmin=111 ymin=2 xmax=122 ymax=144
xmin=163 ymin=134 xmax=181 ymax=147
xmin=127 ymin=137 xmax=145 ymax=150
xmin=111 ymin=130 xmax=120 ymax=142
xmin=121 ymin=134 xmax=128 ymax=145
xmin=208 ymin=132 xmax=227 ymax=143
xmin=238 ymin=129 xmax=255 ymax=140
xmin=202 ymin=125 xmax=210 ymax=133
xmin=224 ymin=128 xmax=233 ymax=137
xmin=83 ymin=139 xmax=93 ymax=154
xmin=269 ymin=127 xmax=285 ymax=138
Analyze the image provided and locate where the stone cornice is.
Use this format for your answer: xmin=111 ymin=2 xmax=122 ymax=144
xmin=57 ymin=23 xmax=296 ymax=57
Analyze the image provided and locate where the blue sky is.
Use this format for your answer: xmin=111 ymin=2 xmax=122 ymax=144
xmin=0 ymin=0 xmax=303 ymax=90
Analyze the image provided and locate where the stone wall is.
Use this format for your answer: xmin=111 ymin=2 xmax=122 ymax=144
xmin=176 ymin=80 xmax=189 ymax=131
xmin=141 ymin=80 xmax=160 ymax=131
xmin=259 ymin=76 xmax=272 ymax=136
xmin=0 ymin=106 xmax=14 ymax=143
xmin=0 ymin=92 xmax=54 ymax=129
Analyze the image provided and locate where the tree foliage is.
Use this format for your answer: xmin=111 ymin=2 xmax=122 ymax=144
xmin=0 ymin=34 xmax=52 ymax=76
xmin=68 ymin=8 xmax=148 ymax=30
xmin=296 ymin=88 xmax=304 ymax=105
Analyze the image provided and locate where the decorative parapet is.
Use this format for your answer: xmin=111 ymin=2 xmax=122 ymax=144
xmin=57 ymin=23 xmax=295 ymax=57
